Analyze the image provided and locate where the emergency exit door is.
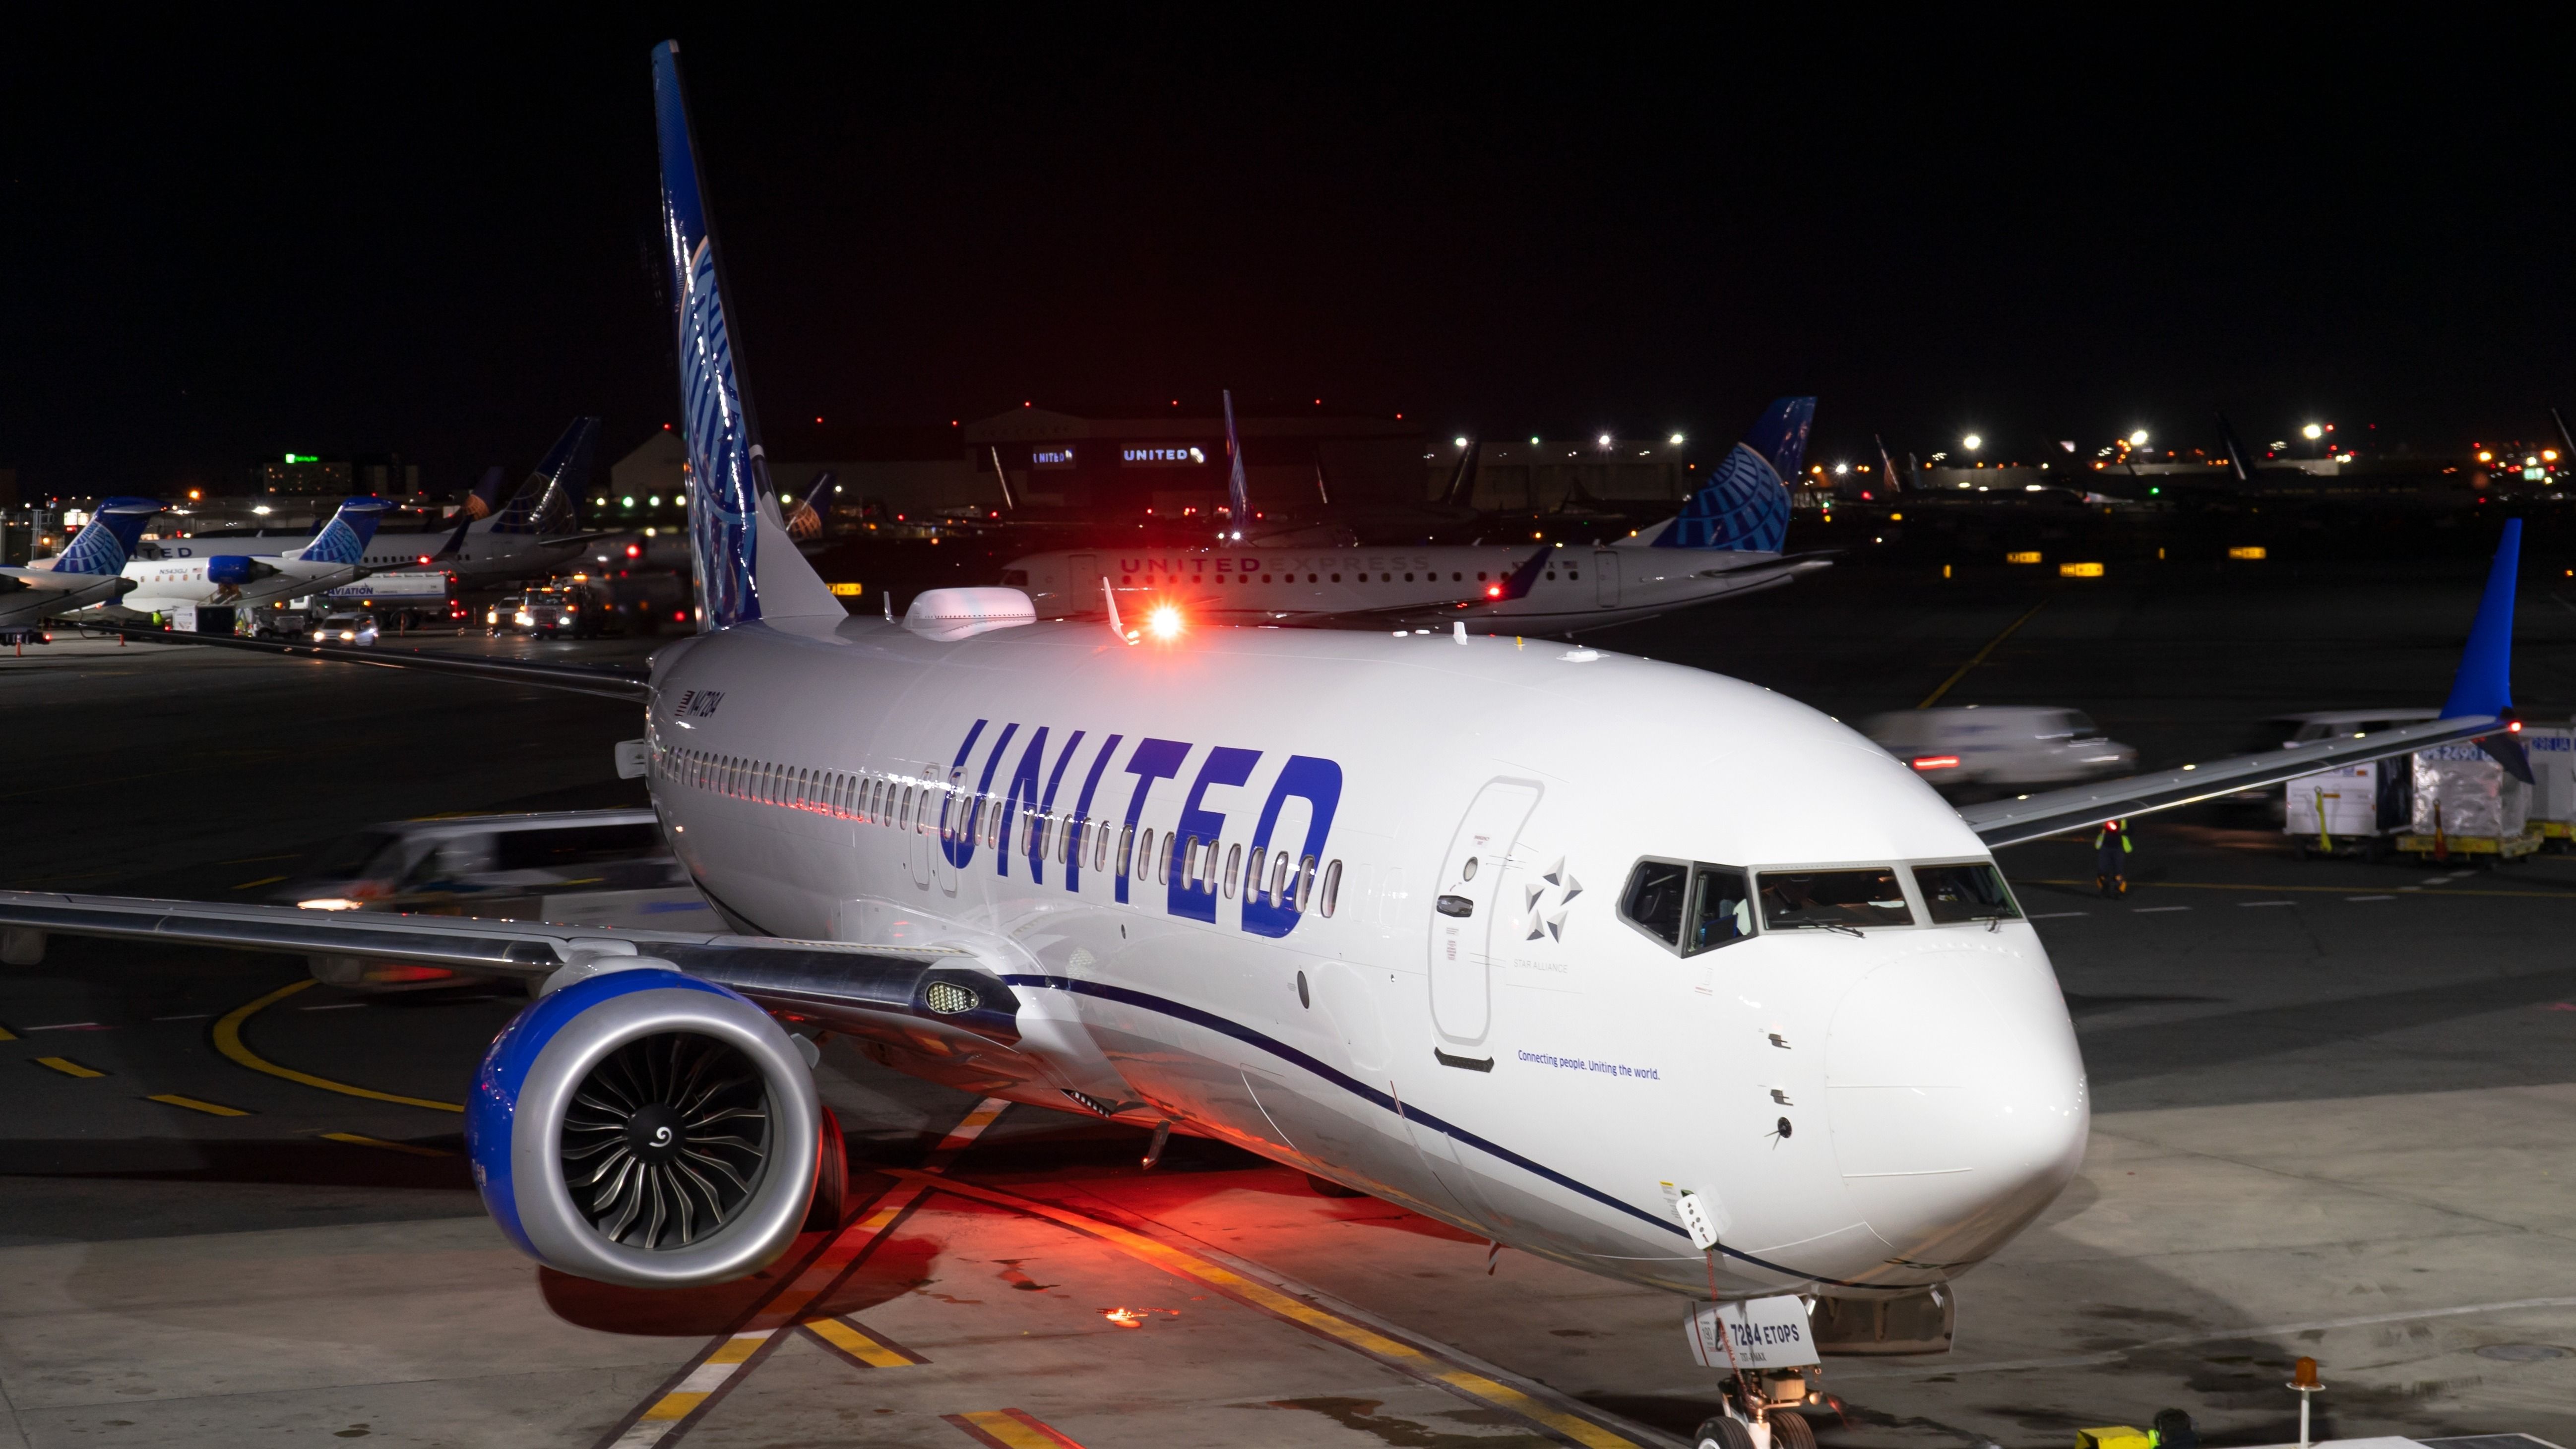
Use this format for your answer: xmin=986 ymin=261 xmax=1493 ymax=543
xmin=1428 ymin=779 xmax=1542 ymax=1045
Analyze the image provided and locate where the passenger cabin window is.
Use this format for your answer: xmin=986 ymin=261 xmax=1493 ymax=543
xmin=1757 ymin=868 xmax=1913 ymax=931
xmin=1915 ymin=861 xmax=2022 ymax=925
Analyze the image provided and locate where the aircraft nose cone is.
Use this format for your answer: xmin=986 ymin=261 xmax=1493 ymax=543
xmin=1825 ymin=945 xmax=2088 ymax=1275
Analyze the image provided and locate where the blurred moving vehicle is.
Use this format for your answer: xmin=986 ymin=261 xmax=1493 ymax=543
xmin=0 ymin=624 xmax=52 ymax=648
xmin=280 ymin=809 xmax=709 ymax=989
xmin=488 ymin=582 xmax=621 ymax=639
xmin=310 ymin=611 xmax=379 ymax=646
xmin=1864 ymin=705 xmax=2135 ymax=789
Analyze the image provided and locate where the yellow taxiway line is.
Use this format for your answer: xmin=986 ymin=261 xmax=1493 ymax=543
xmin=213 ymin=978 xmax=464 ymax=1112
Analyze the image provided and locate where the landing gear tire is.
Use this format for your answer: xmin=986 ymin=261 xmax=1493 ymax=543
xmin=1306 ymin=1172 xmax=1368 ymax=1199
xmin=803 ymin=1105 xmax=848 ymax=1231
xmin=1693 ymin=1417 xmax=1756 ymax=1449
xmin=1768 ymin=1411 xmax=1818 ymax=1449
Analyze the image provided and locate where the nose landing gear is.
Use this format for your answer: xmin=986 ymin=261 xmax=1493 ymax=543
xmin=1692 ymin=1374 xmax=1821 ymax=1449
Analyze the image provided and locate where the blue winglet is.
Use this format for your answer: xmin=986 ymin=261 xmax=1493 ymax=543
xmin=2440 ymin=518 xmax=2520 ymax=721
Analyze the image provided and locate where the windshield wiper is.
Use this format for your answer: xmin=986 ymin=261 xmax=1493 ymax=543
xmin=1809 ymin=921 xmax=1865 ymax=938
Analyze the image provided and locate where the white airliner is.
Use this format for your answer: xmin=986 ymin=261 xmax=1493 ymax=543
xmin=1000 ymin=397 xmax=1829 ymax=633
xmin=149 ymin=419 xmax=611 ymax=586
xmin=0 ymin=496 xmax=161 ymax=625
xmin=107 ymin=495 xmax=397 ymax=617
xmin=0 ymin=44 xmax=2529 ymax=1442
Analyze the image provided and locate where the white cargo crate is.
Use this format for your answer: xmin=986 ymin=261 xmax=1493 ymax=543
xmin=2285 ymin=762 xmax=2387 ymax=840
xmin=2525 ymin=725 xmax=2575 ymax=837
xmin=2410 ymin=741 xmax=2531 ymax=839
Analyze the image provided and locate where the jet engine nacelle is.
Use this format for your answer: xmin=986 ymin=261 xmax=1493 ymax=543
xmin=205 ymin=556 xmax=280 ymax=586
xmin=466 ymin=967 xmax=818 ymax=1287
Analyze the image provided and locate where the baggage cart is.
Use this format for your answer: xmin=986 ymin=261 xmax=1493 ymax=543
xmin=2284 ymin=760 xmax=2406 ymax=860
xmin=2523 ymin=724 xmax=2575 ymax=844
xmin=2393 ymin=741 xmax=2538 ymax=862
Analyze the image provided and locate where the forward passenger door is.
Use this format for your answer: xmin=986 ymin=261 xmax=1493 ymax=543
xmin=1427 ymin=779 xmax=1543 ymax=1052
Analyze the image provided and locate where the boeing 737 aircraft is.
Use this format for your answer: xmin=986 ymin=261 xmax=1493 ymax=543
xmin=109 ymin=495 xmax=395 ymax=616
xmin=1000 ymin=397 xmax=1828 ymax=632
xmin=0 ymin=44 xmax=2532 ymax=1445
xmin=0 ymin=496 xmax=162 ymax=625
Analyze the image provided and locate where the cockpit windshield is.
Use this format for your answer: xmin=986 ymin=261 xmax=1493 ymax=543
xmin=1756 ymin=868 xmax=1912 ymax=931
xmin=1915 ymin=861 xmax=2022 ymax=923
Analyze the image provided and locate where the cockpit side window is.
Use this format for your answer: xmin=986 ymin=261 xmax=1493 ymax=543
xmin=1914 ymin=861 xmax=2022 ymax=924
xmin=1619 ymin=859 xmax=1689 ymax=946
xmin=1685 ymin=865 xmax=1754 ymax=954
xmin=1621 ymin=859 xmax=1756 ymax=954
xmin=1757 ymin=867 xmax=1913 ymax=930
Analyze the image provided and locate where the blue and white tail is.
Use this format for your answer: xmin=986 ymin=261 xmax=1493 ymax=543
xmin=1648 ymin=396 xmax=1814 ymax=552
xmin=291 ymin=497 xmax=396 ymax=565
xmin=52 ymin=497 xmax=165 ymax=575
xmin=461 ymin=465 xmax=507 ymax=521
xmin=488 ymin=417 xmax=597 ymax=536
xmin=652 ymin=41 xmax=841 ymax=631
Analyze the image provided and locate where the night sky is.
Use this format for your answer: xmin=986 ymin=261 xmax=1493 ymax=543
xmin=5 ymin=16 xmax=2565 ymax=495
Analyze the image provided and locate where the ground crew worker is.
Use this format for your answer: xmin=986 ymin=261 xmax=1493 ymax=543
xmin=2096 ymin=817 xmax=2132 ymax=897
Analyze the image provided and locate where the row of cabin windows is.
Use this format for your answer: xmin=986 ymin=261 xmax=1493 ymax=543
xmin=660 ymin=744 xmax=1341 ymax=917
xmin=1112 ymin=569 xmax=1574 ymax=585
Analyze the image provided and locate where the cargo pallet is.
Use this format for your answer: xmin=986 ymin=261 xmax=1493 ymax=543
xmin=2391 ymin=826 xmax=2543 ymax=861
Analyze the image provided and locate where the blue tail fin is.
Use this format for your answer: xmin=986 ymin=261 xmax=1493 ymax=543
xmin=653 ymin=41 xmax=840 ymax=628
xmin=53 ymin=497 xmax=165 ymax=575
xmin=1650 ymin=396 xmax=1813 ymax=552
xmin=1221 ymin=391 xmax=1250 ymax=530
xmin=462 ymin=465 xmax=507 ymax=520
xmin=297 ymin=497 xmax=396 ymax=565
xmin=490 ymin=417 xmax=597 ymax=535
xmin=2441 ymin=518 xmax=2520 ymax=720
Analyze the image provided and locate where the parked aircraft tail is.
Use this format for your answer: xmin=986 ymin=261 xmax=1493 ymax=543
xmin=490 ymin=417 xmax=599 ymax=537
xmin=291 ymin=497 xmax=398 ymax=566
xmin=50 ymin=497 xmax=166 ymax=575
xmin=785 ymin=471 xmax=836 ymax=539
xmin=461 ymin=465 xmax=507 ymax=521
xmin=2215 ymin=411 xmax=2258 ymax=483
xmin=651 ymin=41 xmax=842 ymax=630
xmin=1221 ymin=390 xmax=1251 ymax=531
xmin=1648 ymin=396 xmax=1813 ymax=552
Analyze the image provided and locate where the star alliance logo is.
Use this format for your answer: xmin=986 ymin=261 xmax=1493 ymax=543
xmin=1521 ymin=856 xmax=1583 ymax=941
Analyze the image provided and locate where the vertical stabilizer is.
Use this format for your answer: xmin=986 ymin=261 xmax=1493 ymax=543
xmin=2215 ymin=412 xmax=2257 ymax=483
xmin=52 ymin=497 xmax=165 ymax=575
xmin=1649 ymin=396 xmax=1813 ymax=552
xmin=651 ymin=41 xmax=841 ymax=630
xmin=785 ymin=471 xmax=836 ymax=539
xmin=1221 ymin=390 xmax=1251 ymax=530
xmin=290 ymin=498 xmax=397 ymax=565
xmin=1874 ymin=434 xmax=1902 ymax=494
xmin=490 ymin=417 xmax=599 ymax=536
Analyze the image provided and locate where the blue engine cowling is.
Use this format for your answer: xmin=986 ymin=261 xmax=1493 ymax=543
xmin=204 ymin=556 xmax=278 ymax=586
xmin=466 ymin=967 xmax=818 ymax=1287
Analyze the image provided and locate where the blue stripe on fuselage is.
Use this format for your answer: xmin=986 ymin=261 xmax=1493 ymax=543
xmin=996 ymin=972 xmax=1866 ymax=1289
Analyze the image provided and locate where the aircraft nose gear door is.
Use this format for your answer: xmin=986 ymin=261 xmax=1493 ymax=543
xmin=1429 ymin=779 xmax=1542 ymax=1047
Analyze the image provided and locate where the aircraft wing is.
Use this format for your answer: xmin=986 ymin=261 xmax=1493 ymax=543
xmin=1966 ymin=515 xmax=2528 ymax=848
xmin=0 ymin=891 xmax=1024 ymax=1049
xmin=1958 ymin=714 xmax=2509 ymax=848
xmin=0 ymin=566 xmax=118 ymax=593
xmin=71 ymin=621 xmax=650 ymax=700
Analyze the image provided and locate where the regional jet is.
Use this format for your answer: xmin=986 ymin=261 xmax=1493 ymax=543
xmin=0 ymin=496 xmax=163 ymax=626
xmin=0 ymin=44 xmax=2532 ymax=1446
xmin=1000 ymin=396 xmax=1828 ymax=633
xmin=108 ymin=495 xmax=395 ymax=616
